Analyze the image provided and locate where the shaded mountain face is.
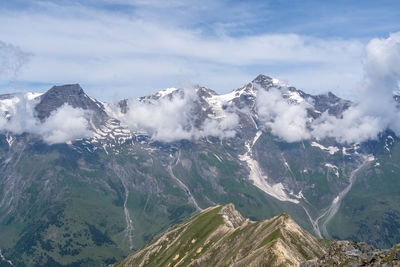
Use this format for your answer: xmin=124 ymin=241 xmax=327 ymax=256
xmin=114 ymin=204 xmax=326 ymax=267
xmin=0 ymin=75 xmax=399 ymax=266
xmin=35 ymin=84 xmax=109 ymax=128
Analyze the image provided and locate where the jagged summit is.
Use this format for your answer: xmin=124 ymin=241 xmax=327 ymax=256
xmin=252 ymin=74 xmax=274 ymax=84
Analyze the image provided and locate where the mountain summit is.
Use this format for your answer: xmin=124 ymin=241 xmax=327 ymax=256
xmin=35 ymin=83 xmax=108 ymax=125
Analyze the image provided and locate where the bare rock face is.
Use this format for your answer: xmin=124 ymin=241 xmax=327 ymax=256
xmin=301 ymin=241 xmax=400 ymax=267
xmin=35 ymin=84 xmax=108 ymax=126
xmin=219 ymin=203 xmax=246 ymax=228
xmin=114 ymin=204 xmax=326 ymax=267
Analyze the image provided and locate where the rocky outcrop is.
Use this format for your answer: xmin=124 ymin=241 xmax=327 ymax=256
xmin=301 ymin=241 xmax=400 ymax=267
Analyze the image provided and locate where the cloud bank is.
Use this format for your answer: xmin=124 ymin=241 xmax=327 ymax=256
xmin=256 ymin=32 xmax=400 ymax=144
xmin=0 ymin=95 xmax=92 ymax=144
xmin=121 ymin=88 xmax=239 ymax=142
xmin=310 ymin=32 xmax=400 ymax=143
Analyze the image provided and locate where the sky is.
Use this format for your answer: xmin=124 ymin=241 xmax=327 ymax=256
xmin=0 ymin=0 xmax=399 ymax=101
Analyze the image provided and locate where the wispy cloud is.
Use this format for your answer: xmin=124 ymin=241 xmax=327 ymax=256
xmin=0 ymin=1 xmax=366 ymax=99
xmin=0 ymin=41 xmax=31 ymax=81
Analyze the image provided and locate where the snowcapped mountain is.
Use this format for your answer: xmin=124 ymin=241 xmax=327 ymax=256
xmin=0 ymin=75 xmax=399 ymax=266
xmin=0 ymin=74 xmax=351 ymax=150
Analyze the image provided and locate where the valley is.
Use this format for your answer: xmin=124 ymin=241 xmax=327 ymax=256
xmin=0 ymin=75 xmax=399 ymax=266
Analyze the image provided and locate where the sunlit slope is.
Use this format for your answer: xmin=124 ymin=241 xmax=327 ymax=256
xmin=115 ymin=204 xmax=326 ymax=267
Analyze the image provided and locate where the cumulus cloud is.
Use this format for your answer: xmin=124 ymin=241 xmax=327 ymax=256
xmin=257 ymin=87 xmax=311 ymax=142
xmin=201 ymin=113 xmax=239 ymax=139
xmin=121 ymin=88 xmax=239 ymax=142
xmin=0 ymin=95 xmax=92 ymax=144
xmin=310 ymin=32 xmax=400 ymax=143
xmin=40 ymin=104 xmax=92 ymax=144
xmin=0 ymin=40 xmax=31 ymax=80
xmin=255 ymin=32 xmax=400 ymax=144
xmin=122 ymin=90 xmax=196 ymax=142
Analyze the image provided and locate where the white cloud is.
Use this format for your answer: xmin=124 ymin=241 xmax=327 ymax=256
xmin=253 ymin=32 xmax=400 ymax=144
xmin=39 ymin=104 xmax=92 ymax=144
xmin=0 ymin=2 xmax=363 ymax=99
xmin=0 ymin=95 xmax=92 ymax=144
xmin=121 ymin=88 xmax=239 ymax=142
xmin=257 ymin=87 xmax=311 ymax=142
xmin=122 ymin=90 xmax=196 ymax=142
xmin=310 ymin=109 xmax=387 ymax=143
xmin=310 ymin=32 xmax=400 ymax=143
xmin=0 ymin=94 xmax=38 ymax=134
xmin=201 ymin=113 xmax=239 ymax=139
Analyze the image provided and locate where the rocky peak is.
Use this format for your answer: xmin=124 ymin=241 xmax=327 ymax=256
xmin=35 ymin=84 xmax=108 ymax=124
xmin=252 ymin=74 xmax=274 ymax=86
xmin=195 ymin=86 xmax=217 ymax=99
xmin=219 ymin=204 xmax=246 ymax=228
xmin=311 ymin=91 xmax=351 ymax=117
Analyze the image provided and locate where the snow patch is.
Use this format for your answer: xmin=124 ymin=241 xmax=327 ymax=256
xmin=239 ymin=131 xmax=299 ymax=204
xmin=206 ymin=90 xmax=237 ymax=119
xmin=25 ymin=92 xmax=43 ymax=100
xmin=5 ymin=135 xmax=15 ymax=147
xmin=325 ymin=163 xmax=339 ymax=177
xmin=0 ymin=249 xmax=13 ymax=266
xmin=311 ymin=142 xmax=339 ymax=155
xmin=214 ymin=154 xmax=223 ymax=162
xmin=287 ymin=91 xmax=304 ymax=103
xmin=155 ymin=87 xmax=177 ymax=98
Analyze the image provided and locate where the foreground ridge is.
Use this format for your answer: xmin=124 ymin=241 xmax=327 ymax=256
xmin=114 ymin=204 xmax=326 ymax=267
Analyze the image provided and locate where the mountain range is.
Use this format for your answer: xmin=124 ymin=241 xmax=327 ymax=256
xmin=0 ymin=75 xmax=399 ymax=266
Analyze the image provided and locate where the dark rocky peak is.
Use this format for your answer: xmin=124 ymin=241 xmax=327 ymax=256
xmin=311 ymin=91 xmax=351 ymax=117
xmin=231 ymin=75 xmax=293 ymax=110
xmin=195 ymin=86 xmax=217 ymax=98
xmin=34 ymin=84 xmax=108 ymax=127
xmin=252 ymin=74 xmax=274 ymax=87
xmin=118 ymin=99 xmax=128 ymax=114
xmin=252 ymin=74 xmax=301 ymax=94
xmin=0 ymin=93 xmax=18 ymax=100
xmin=35 ymin=84 xmax=106 ymax=120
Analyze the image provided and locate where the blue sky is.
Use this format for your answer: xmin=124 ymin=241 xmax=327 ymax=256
xmin=0 ymin=0 xmax=399 ymax=100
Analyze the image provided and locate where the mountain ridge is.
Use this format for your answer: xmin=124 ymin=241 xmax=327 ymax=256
xmin=114 ymin=203 xmax=326 ymax=267
xmin=0 ymin=75 xmax=399 ymax=265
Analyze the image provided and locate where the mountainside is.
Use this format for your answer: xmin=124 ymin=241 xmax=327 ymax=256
xmin=0 ymin=75 xmax=399 ymax=266
xmin=114 ymin=204 xmax=326 ymax=267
